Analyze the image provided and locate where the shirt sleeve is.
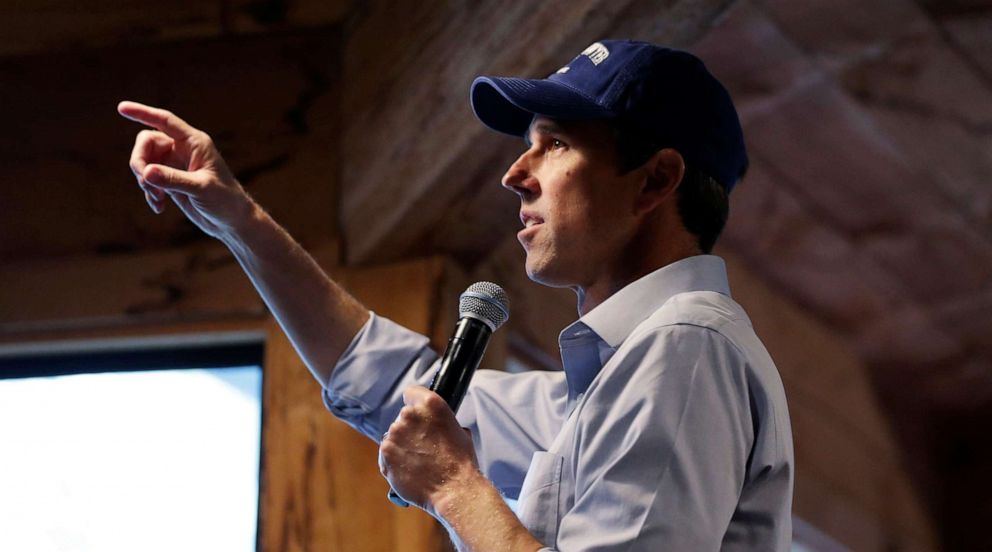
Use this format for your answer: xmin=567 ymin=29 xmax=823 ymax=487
xmin=322 ymin=311 xmax=569 ymax=498
xmin=457 ymin=369 xmax=569 ymax=499
xmin=322 ymin=312 xmax=440 ymax=442
xmin=555 ymin=324 xmax=754 ymax=551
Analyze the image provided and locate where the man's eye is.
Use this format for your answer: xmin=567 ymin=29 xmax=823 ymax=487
xmin=550 ymin=139 xmax=565 ymax=150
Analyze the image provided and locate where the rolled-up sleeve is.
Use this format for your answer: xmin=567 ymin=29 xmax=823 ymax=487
xmin=322 ymin=312 xmax=440 ymax=442
xmin=321 ymin=312 xmax=569 ymax=499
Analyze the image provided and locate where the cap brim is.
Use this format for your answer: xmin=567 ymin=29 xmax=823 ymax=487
xmin=470 ymin=76 xmax=615 ymax=137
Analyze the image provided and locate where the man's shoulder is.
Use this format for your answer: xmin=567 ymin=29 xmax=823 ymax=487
xmin=641 ymin=290 xmax=750 ymax=336
xmin=622 ymin=290 xmax=783 ymax=390
xmin=616 ymin=289 xmax=775 ymax=373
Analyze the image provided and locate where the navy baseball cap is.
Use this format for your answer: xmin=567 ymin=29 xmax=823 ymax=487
xmin=470 ymin=40 xmax=748 ymax=191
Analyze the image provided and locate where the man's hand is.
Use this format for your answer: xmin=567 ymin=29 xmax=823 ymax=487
xmin=380 ymin=387 xmax=544 ymax=552
xmin=378 ymin=385 xmax=479 ymax=514
xmin=118 ymin=101 xmax=253 ymax=240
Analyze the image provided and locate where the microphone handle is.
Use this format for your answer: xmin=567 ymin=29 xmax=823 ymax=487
xmin=388 ymin=316 xmax=493 ymax=507
xmin=430 ymin=317 xmax=493 ymax=411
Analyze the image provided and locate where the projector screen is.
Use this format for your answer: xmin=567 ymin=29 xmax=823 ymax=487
xmin=0 ymin=366 xmax=262 ymax=552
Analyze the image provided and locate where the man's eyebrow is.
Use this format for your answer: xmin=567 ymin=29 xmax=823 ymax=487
xmin=525 ymin=119 xmax=567 ymax=146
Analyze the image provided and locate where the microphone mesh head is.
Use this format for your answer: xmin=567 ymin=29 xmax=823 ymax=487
xmin=459 ymin=282 xmax=510 ymax=330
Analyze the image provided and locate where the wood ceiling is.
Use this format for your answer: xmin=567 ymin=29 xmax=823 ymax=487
xmin=2 ymin=0 xmax=990 ymax=549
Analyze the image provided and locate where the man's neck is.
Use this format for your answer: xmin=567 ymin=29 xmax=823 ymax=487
xmin=573 ymin=247 xmax=700 ymax=316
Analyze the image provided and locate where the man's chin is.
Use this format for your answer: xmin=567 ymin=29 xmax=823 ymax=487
xmin=524 ymin=261 xmax=572 ymax=289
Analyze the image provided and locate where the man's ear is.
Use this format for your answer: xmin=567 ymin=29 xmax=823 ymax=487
xmin=634 ymin=148 xmax=685 ymax=215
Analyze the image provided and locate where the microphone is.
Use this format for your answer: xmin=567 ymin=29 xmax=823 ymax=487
xmin=388 ymin=281 xmax=510 ymax=507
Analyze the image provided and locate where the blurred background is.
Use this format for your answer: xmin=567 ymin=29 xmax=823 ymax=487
xmin=1 ymin=0 xmax=990 ymax=550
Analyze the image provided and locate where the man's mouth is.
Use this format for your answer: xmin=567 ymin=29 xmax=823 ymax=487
xmin=518 ymin=213 xmax=543 ymax=245
xmin=520 ymin=213 xmax=544 ymax=228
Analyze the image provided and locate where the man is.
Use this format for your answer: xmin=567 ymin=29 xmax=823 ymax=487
xmin=121 ymin=39 xmax=793 ymax=550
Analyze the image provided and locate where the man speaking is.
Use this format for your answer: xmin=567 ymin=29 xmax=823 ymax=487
xmin=121 ymin=39 xmax=793 ymax=551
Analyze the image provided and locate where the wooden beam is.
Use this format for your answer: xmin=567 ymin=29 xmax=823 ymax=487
xmin=0 ymin=243 xmax=266 ymax=334
xmin=0 ymin=0 xmax=351 ymax=57
xmin=0 ymin=241 xmax=342 ymax=337
xmin=338 ymin=0 xmax=737 ymax=266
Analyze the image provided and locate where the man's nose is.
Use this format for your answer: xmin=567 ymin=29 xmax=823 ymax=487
xmin=501 ymin=153 xmax=538 ymax=198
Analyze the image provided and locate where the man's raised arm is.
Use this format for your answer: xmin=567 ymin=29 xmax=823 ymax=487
xmin=118 ymin=101 xmax=369 ymax=382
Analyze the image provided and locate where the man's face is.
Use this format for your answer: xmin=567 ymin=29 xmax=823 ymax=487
xmin=502 ymin=116 xmax=645 ymax=291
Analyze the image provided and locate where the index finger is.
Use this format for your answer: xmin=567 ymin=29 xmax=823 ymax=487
xmin=117 ymin=101 xmax=197 ymax=140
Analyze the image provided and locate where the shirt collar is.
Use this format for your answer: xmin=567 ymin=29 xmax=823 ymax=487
xmin=555 ymin=255 xmax=731 ymax=401
xmin=581 ymin=255 xmax=732 ymax=347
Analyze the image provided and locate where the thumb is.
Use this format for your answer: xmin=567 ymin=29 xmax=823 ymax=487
xmin=402 ymin=385 xmax=432 ymax=407
xmin=142 ymin=164 xmax=201 ymax=193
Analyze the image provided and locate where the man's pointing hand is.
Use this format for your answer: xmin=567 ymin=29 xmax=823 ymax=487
xmin=118 ymin=101 xmax=253 ymax=239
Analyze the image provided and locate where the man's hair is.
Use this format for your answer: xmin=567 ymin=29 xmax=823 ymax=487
xmin=612 ymin=122 xmax=732 ymax=254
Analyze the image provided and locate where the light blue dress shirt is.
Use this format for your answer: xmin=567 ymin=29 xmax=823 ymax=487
xmin=323 ymin=255 xmax=794 ymax=550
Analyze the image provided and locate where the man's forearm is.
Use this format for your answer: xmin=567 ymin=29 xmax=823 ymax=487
xmin=221 ymin=200 xmax=369 ymax=383
xmin=434 ymin=469 xmax=545 ymax=552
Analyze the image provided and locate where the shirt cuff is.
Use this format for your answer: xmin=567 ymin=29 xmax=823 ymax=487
xmin=322 ymin=311 xmax=439 ymax=441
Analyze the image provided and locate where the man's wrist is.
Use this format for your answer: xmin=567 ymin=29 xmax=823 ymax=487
xmin=431 ymin=464 xmax=490 ymax=521
xmin=218 ymin=195 xmax=266 ymax=249
xmin=430 ymin=467 xmax=544 ymax=552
